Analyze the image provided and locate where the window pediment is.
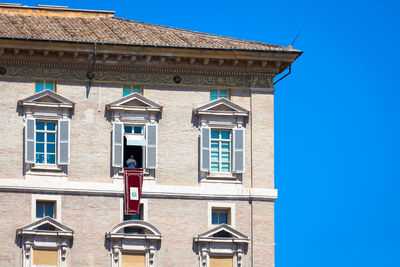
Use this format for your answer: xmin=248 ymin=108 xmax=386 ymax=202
xmin=107 ymin=93 xmax=162 ymax=113
xmin=194 ymin=224 xmax=249 ymax=243
xmin=194 ymin=98 xmax=249 ymax=118
xmin=194 ymin=224 xmax=249 ymax=267
xmin=106 ymin=220 xmax=162 ymax=239
xmin=17 ymin=217 xmax=74 ymax=266
xmin=106 ymin=220 xmax=162 ymax=267
xmin=17 ymin=217 xmax=74 ymax=237
xmin=18 ymin=89 xmax=75 ymax=110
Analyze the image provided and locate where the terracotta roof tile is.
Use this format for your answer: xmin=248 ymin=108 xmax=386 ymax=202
xmin=0 ymin=12 xmax=299 ymax=52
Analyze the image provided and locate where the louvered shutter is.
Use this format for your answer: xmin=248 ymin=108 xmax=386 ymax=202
xmin=200 ymin=127 xmax=211 ymax=172
xmin=25 ymin=118 xmax=35 ymax=163
xmin=145 ymin=124 xmax=158 ymax=168
xmin=233 ymin=128 xmax=245 ymax=173
xmin=58 ymin=119 xmax=70 ymax=165
xmin=112 ymin=122 xmax=124 ymax=167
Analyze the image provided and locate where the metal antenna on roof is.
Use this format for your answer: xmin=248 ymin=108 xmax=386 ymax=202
xmin=86 ymin=42 xmax=97 ymax=98
xmin=291 ymin=30 xmax=301 ymax=46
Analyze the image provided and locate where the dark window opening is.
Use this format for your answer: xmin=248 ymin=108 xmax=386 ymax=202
xmin=123 ymin=204 xmax=144 ymax=234
xmin=213 ymin=230 xmax=232 ymax=238
xmin=124 ymin=204 xmax=143 ymax=221
xmin=124 ymin=227 xmax=144 ymax=234
xmin=36 ymin=201 xmax=55 ymax=218
xmin=123 ymin=137 xmax=144 ymax=168
xmin=37 ymin=223 xmax=56 ymax=231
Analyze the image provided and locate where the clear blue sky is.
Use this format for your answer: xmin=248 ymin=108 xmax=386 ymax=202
xmin=18 ymin=0 xmax=400 ymax=266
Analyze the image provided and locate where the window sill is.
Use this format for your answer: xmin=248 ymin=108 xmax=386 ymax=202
xmin=202 ymin=173 xmax=241 ymax=184
xmin=115 ymin=168 xmax=153 ymax=180
xmin=207 ymin=173 xmax=236 ymax=180
xmin=27 ymin=164 xmax=66 ymax=177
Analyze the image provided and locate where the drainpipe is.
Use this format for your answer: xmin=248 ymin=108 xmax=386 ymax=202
xmin=250 ymin=88 xmax=254 ymax=267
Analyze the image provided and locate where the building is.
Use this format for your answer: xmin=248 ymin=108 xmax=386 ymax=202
xmin=0 ymin=3 xmax=301 ymax=267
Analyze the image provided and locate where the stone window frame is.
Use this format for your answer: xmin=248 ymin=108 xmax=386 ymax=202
xmin=18 ymin=89 xmax=74 ymax=177
xmin=208 ymin=202 xmax=236 ymax=228
xmin=106 ymin=221 xmax=162 ymax=267
xmin=17 ymin=217 xmax=74 ymax=267
xmin=194 ymin=224 xmax=249 ymax=267
xmin=106 ymin=93 xmax=162 ymax=180
xmin=194 ymin=98 xmax=249 ymax=183
xmin=31 ymin=194 xmax=62 ymax=222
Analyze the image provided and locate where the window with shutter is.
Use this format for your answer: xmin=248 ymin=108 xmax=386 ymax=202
xmin=233 ymin=128 xmax=245 ymax=173
xmin=112 ymin=122 xmax=124 ymax=168
xmin=200 ymin=127 xmax=211 ymax=172
xmin=145 ymin=124 xmax=158 ymax=169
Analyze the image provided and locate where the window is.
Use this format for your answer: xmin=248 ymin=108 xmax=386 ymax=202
xmin=35 ymin=80 xmax=56 ymax=92
xmin=36 ymin=201 xmax=55 ymax=218
xmin=208 ymin=202 xmax=235 ymax=228
xmin=211 ymin=130 xmax=231 ymax=173
xmin=122 ymin=254 xmax=145 ymax=267
xmin=124 ymin=125 xmax=144 ymax=135
xmin=106 ymin=220 xmax=162 ymax=267
xmin=209 ymin=256 xmax=233 ymax=267
xmin=210 ymin=89 xmax=229 ymax=100
xmin=32 ymin=195 xmax=61 ymax=221
xmin=18 ymin=217 xmax=73 ymax=267
xmin=123 ymin=125 xmax=145 ymax=168
xmin=124 ymin=204 xmax=144 ymax=234
xmin=123 ymin=85 xmax=143 ymax=96
xmin=212 ymin=208 xmax=229 ymax=225
xmin=35 ymin=121 xmax=57 ymax=164
xmin=33 ymin=249 xmax=58 ymax=267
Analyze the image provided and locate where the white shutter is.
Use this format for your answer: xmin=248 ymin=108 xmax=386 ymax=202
xmin=25 ymin=118 xmax=35 ymax=163
xmin=145 ymin=124 xmax=158 ymax=169
xmin=200 ymin=127 xmax=211 ymax=172
xmin=233 ymin=128 xmax=245 ymax=173
xmin=112 ymin=122 xmax=124 ymax=168
xmin=58 ymin=119 xmax=70 ymax=165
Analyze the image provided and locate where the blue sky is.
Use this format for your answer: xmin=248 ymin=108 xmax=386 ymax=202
xmin=17 ymin=0 xmax=400 ymax=266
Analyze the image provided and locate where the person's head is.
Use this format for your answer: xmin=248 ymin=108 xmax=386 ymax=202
xmin=130 ymin=154 xmax=134 ymax=159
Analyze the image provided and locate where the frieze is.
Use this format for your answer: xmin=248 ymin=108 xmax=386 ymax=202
xmin=0 ymin=59 xmax=275 ymax=89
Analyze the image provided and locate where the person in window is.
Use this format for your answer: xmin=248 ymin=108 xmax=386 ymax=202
xmin=126 ymin=155 xmax=137 ymax=168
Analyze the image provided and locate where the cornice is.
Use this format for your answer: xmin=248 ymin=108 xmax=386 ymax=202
xmin=0 ymin=57 xmax=275 ymax=89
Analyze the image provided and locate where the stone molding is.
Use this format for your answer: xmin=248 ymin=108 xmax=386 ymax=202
xmin=0 ymin=178 xmax=278 ymax=200
xmin=0 ymin=57 xmax=275 ymax=89
xmin=17 ymin=217 xmax=74 ymax=267
xmin=194 ymin=224 xmax=249 ymax=267
xmin=106 ymin=220 xmax=162 ymax=267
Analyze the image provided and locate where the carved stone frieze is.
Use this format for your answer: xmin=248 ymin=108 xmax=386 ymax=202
xmin=0 ymin=58 xmax=275 ymax=89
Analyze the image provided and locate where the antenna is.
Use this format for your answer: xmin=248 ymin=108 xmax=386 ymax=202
xmin=291 ymin=30 xmax=302 ymax=46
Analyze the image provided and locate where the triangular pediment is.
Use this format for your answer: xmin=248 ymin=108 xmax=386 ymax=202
xmin=197 ymin=224 xmax=249 ymax=240
xmin=107 ymin=93 xmax=162 ymax=113
xmin=194 ymin=98 xmax=249 ymax=117
xmin=18 ymin=89 xmax=75 ymax=109
xmin=17 ymin=217 xmax=74 ymax=235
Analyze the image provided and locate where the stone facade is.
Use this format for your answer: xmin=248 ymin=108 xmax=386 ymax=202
xmin=0 ymin=4 xmax=301 ymax=267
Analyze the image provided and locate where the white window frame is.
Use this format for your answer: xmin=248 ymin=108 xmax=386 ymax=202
xmin=207 ymin=202 xmax=235 ymax=228
xmin=124 ymin=123 xmax=146 ymax=169
xmin=210 ymin=89 xmax=230 ymax=100
xmin=34 ymin=120 xmax=58 ymax=166
xmin=31 ymin=194 xmax=62 ymax=222
xmin=35 ymin=80 xmax=57 ymax=93
xmin=210 ymin=129 xmax=232 ymax=173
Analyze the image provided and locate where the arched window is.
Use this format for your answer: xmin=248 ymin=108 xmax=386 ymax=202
xmin=106 ymin=221 xmax=162 ymax=267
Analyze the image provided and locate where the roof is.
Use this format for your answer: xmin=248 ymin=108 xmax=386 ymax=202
xmin=0 ymin=4 xmax=299 ymax=53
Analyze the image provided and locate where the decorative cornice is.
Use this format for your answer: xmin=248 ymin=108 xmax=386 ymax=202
xmin=0 ymin=55 xmax=276 ymax=89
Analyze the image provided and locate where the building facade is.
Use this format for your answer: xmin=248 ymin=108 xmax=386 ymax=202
xmin=0 ymin=4 xmax=301 ymax=267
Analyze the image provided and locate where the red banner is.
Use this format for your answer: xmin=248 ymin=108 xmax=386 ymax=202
xmin=124 ymin=168 xmax=144 ymax=215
